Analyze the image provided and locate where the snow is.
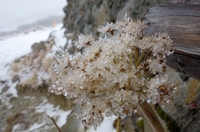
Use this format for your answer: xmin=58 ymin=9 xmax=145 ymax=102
xmin=0 ymin=25 xmax=66 ymax=124
xmin=88 ymin=116 xmax=117 ymax=132
xmin=0 ymin=24 xmax=62 ymax=73
xmin=0 ymin=24 xmax=63 ymax=96
xmin=46 ymin=26 xmax=67 ymax=57
xmin=35 ymin=99 xmax=71 ymax=127
xmin=51 ymin=28 xmax=67 ymax=50
xmin=24 ymin=122 xmax=46 ymax=132
xmin=0 ymin=24 xmax=72 ymax=131
xmin=0 ymin=0 xmax=66 ymax=32
xmin=12 ymin=124 xmax=21 ymax=132
xmin=0 ymin=24 xmax=67 ymax=123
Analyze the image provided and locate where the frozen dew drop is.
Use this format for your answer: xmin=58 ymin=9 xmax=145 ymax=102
xmin=138 ymin=98 xmax=145 ymax=104
xmin=57 ymin=86 xmax=64 ymax=91
xmin=142 ymin=89 xmax=146 ymax=92
xmin=55 ymin=91 xmax=62 ymax=95
xmin=49 ymin=89 xmax=55 ymax=93
xmin=55 ymin=51 xmax=65 ymax=59
xmin=51 ymin=84 xmax=56 ymax=88
xmin=63 ymin=92 xmax=68 ymax=96
xmin=54 ymin=78 xmax=61 ymax=84
xmin=142 ymin=87 xmax=147 ymax=92
xmin=133 ymin=109 xmax=137 ymax=114
xmin=52 ymin=63 xmax=61 ymax=74
xmin=93 ymin=123 xmax=98 ymax=130
xmin=126 ymin=109 xmax=133 ymax=116
xmin=124 ymin=13 xmax=127 ymax=18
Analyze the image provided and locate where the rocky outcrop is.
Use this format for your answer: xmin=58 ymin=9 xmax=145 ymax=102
xmin=63 ymin=0 xmax=127 ymax=38
xmin=62 ymin=0 xmax=170 ymax=39
xmin=9 ymin=37 xmax=55 ymax=89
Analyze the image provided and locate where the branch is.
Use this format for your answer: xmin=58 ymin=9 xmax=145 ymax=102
xmin=47 ymin=115 xmax=62 ymax=132
xmin=138 ymin=101 xmax=165 ymax=132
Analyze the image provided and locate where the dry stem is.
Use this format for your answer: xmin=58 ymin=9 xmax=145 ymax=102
xmin=138 ymin=101 xmax=165 ymax=132
xmin=47 ymin=115 xmax=62 ymax=132
xmin=116 ymin=116 xmax=121 ymax=132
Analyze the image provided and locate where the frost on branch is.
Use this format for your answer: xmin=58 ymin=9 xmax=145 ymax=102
xmin=49 ymin=14 xmax=175 ymax=129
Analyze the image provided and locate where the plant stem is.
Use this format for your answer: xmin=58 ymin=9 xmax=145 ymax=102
xmin=129 ymin=52 xmax=133 ymax=68
xmin=134 ymin=47 xmax=139 ymax=66
xmin=138 ymin=101 xmax=165 ymax=132
xmin=47 ymin=115 xmax=62 ymax=132
xmin=135 ymin=49 xmax=146 ymax=68
xmin=116 ymin=116 xmax=121 ymax=132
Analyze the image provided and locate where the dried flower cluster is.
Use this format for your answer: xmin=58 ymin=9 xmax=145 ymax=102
xmin=9 ymin=37 xmax=55 ymax=88
xmin=49 ymin=14 xmax=175 ymax=129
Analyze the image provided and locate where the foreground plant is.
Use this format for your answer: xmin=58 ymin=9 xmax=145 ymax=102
xmin=49 ymin=14 xmax=175 ymax=131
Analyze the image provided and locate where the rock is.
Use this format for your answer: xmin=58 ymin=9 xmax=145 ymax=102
xmin=171 ymin=0 xmax=200 ymax=4
xmin=157 ymin=67 xmax=200 ymax=132
xmin=5 ymin=112 xmax=27 ymax=132
xmin=0 ymin=85 xmax=9 ymax=94
xmin=61 ymin=105 xmax=85 ymax=132
xmin=112 ymin=114 xmax=153 ymax=132
xmin=9 ymin=36 xmax=56 ymax=89
xmin=61 ymin=113 xmax=84 ymax=132
xmin=62 ymin=0 xmax=170 ymax=40
xmin=31 ymin=42 xmax=46 ymax=51
xmin=121 ymin=116 xmax=137 ymax=132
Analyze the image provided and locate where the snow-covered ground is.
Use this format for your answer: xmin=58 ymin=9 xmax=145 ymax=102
xmin=0 ymin=25 xmax=70 ymax=131
xmin=0 ymin=25 xmax=62 ymax=75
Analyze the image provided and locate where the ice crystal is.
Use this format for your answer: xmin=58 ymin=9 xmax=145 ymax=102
xmin=49 ymin=14 xmax=175 ymax=129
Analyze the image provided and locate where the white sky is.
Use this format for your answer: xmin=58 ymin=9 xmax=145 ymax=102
xmin=0 ymin=0 xmax=66 ymax=32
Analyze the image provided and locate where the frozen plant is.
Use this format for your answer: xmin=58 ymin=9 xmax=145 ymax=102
xmin=49 ymin=14 xmax=175 ymax=131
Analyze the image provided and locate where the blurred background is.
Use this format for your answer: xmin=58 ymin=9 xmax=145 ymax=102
xmin=0 ymin=0 xmax=200 ymax=132
xmin=0 ymin=0 xmax=66 ymax=34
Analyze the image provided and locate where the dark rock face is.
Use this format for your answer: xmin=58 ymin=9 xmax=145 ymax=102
xmin=62 ymin=0 xmax=170 ymax=38
xmin=63 ymin=0 xmax=127 ymax=38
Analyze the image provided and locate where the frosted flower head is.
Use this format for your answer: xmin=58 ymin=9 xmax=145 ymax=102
xmin=49 ymin=14 xmax=175 ymax=129
xmin=75 ymin=34 xmax=94 ymax=48
xmin=97 ymin=22 xmax=116 ymax=34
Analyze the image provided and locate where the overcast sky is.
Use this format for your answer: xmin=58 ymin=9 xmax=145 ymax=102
xmin=0 ymin=0 xmax=66 ymax=32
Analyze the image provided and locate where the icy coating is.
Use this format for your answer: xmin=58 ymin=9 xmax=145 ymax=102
xmin=49 ymin=14 xmax=175 ymax=129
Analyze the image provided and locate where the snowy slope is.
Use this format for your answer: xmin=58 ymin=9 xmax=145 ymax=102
xmin=0 ymin=25 xmax=62 ymax=79
xmin=0 ymin=0 xmax=66 ymax=32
